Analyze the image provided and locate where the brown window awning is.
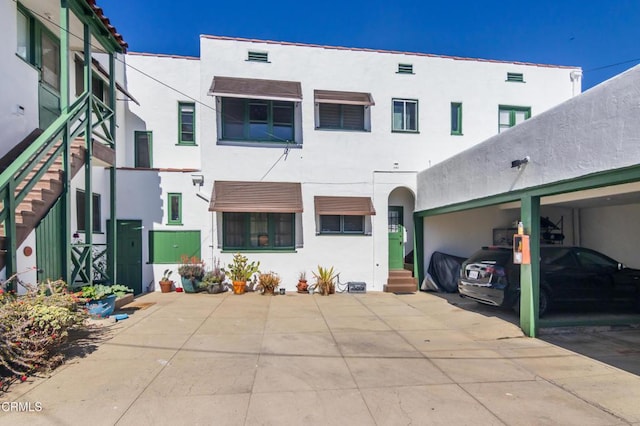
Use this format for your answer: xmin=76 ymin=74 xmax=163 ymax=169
xmin=314 ymin=90 xmax=375 ymax=106
xmin=209 ymin=181 xmax=303 ymax=213
xmin=208 ymin=76 xmax=303 ymax=102
xmin=314 ymin=196 xmax=376 ymax=216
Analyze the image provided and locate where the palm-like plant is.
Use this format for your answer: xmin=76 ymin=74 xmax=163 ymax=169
xmin=312 ymin=265 xmax=338 ymax=295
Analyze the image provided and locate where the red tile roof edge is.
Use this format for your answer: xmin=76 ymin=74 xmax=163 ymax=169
xmin=127 ymin=51 xmax=201 ymax=61
xmin=87 ymin=0 xmax=128 ymax=52
xmin=200 ymin=35 xmax=580 ymax=70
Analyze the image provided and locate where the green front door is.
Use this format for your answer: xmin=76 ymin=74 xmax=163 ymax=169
xmin=388 ymin=206 xmax=405 ymax=270
xmin=112 ymin=220 xmax=143 ymax=295
xmin=388 ymin=224 xmax=404 ymax=270
xmin=36 ymin=199 xmax=63 ymax=282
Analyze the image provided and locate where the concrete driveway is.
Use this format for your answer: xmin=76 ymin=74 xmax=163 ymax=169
xmin=2 ymin=290 xmax=640 ymax=425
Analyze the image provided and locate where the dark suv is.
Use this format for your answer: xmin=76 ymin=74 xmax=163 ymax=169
xmin=458 ymin=246 xmax=640 ymax=316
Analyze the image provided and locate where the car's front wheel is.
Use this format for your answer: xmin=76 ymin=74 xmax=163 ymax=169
xmin=513 ymin=289 xmax=550 ymax=317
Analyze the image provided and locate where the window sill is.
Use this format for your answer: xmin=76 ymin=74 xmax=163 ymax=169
xmin=391 ymin=130 xmax=420 ymax=134
xmin=166 ymin=223 xmax=183 ymax=226
xmin=176 ymin=143 xmax=198 ymax=146
xmin=505 ymin=80 xmax=526 ymax=83
xmin=315 ymin=128 xmax=370 ymax=133
xmin=451 ymin=132 xmax=463 ymax=136
xmin=221 ymin=249 xmax=297 ymax=253
xmin=217 ymin=140 xmax=302 ymax=149
xmin=316 ymin=233 xmax=371 ymax=236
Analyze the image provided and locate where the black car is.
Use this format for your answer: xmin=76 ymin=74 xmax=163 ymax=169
xmin=458 ymin=246 xmax=640 ymax=316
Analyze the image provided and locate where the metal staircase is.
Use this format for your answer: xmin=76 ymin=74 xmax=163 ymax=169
xmin=0 ymin=91 xmax=116 ymax=284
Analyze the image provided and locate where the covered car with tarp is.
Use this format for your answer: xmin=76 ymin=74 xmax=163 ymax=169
xmin=422 ymin=251 xmax=466 ymax=293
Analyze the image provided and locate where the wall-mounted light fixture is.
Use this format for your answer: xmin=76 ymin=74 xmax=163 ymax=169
xmin=511 ymin=156 xmax=530 ymax=169
xmin=191 ymin=174 xmax=204 ymax=187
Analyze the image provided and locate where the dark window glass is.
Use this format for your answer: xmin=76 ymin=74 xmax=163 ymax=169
xmin=76 ymin=190 xmax=101 ymax=233
xmin=223 ymin=212 xmax=294 ymax=249
xmin=134 ymin=131 xmax=152 ymax=168
xmin=221 ymin=98 xmax=294 ymax=142
xmin=343 ymin=215 xmax=364 ymax=233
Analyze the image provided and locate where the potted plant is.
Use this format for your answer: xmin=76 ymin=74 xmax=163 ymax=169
xmin=312 ymin=265 xmax=338 ymax=296
xmin=296 ymin=271 xmax=308 ymax=293
xmin=203 ymin=258 xmax=226 ymax=294
xmin=227 ymin=253 xmax=260 ymax=295
xmin=178 ymin=255 xmax=206 ymax=293
xmin=257 ymin=272 xmax=280 ymax=295
xmin=159 ymin=269 xmax=174 ymax=293
xmin=77 ymin=284 xmax=133 ymax=317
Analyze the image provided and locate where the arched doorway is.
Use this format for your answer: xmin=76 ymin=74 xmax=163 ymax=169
xmin=385 ymin=187 xmax=416 ymax=292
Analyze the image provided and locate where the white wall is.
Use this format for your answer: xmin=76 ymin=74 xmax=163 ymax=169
xmin=120 ymin=36 xmax=578 ymax=291
xmin=0 ymin=0 xmax=39 ymax=158
xmin=580 ymin=204 xmax=640 ymax=268
xmin=123 ymin=54 xmax=201 ymax=170
xmin=417 ymin=64 xmax=640 ymax=211
xmin=423 ymin=204 xmax=577 ymax=271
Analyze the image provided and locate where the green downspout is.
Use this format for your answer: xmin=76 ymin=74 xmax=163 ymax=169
xmin=83 ymin=23 xmax=93 ymax=283
xmin=60 ymin=0 xmax=71 ymax=284
xmin=413 ymin=213 xmax=425 ymax=289
xmin=108 ymin=52 xmax=117 ymax=284
xmin=6 ymin=181 xmax=17 ymax=288
xmin=519 ymin=195 xmax=540 ymax=337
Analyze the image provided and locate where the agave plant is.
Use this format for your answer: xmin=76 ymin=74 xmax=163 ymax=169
xmin=312 ymin=265 xmax=338 ymax=296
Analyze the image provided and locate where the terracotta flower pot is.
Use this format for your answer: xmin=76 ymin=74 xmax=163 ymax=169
xmin=232 ymin=280 xmax=246 ymax=295
xmin=159 ymin=280 xmax=173 ymax=293
xmin=296 ymin=280 xmax=308 ymax=293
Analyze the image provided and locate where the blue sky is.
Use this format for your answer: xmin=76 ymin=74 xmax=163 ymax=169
xmin=104 ymin=0 xmax=640 ymax=90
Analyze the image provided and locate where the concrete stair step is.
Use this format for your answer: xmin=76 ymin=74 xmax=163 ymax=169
xmin=383 ymin=283 xmax=417 ymax=293
xmin=387 ymin=276 xmax=418 ymax=285
xmin=388 ymin=269 xmax=414 ymax=277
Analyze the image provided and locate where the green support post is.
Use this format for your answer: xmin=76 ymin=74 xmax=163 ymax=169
xmin=413 ymin=213 xmax=425 ymax=288
xmin=62 ymin=123 xmax=71 ymax=284
xmin=6 ymin=181 xmax=17 ymax=288
xmin=60 ymin=0 xmax=71 ymax=284
xmin=108 ymin=52 xmax=117 ymax=284
xmin=59 ymin=0 xmax=69 ymax=111
xmin=83 ymin=23 xmax=93 ymax=284
xmin=519 ymin=195 xmax=541 ymax=337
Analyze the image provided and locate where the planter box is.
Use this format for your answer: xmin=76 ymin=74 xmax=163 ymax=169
xmin=86 ymin=294 xmax=117 ymax=318
xmin=181 ymin=277 xmax=205 ymax=293
xmin=115 ymin=293 xmax=134 ymax=310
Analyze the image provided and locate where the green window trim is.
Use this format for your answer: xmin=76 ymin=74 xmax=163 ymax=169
xmin=222 ymin=212 xmax=295 ymax=250
xmin=167 ymin=193 xmax=182 ymax=225
xmin=247 ymin=51 xmax=269 ymax=62
xmin=451 ymin=102 xmax=463 ymax=135
xmin=17 ymin=4 xmax=60 ymax=93
xmin=498 ymin=105 xmax=531 ymax=133
xmin=149 ymin=230 xmax=201 ymax=263
xmin=76 ymin=190 xmax=101 ymax=233
xmin=392 ymin=98 xmax=419 ymax=133
xmin=397 ymin=63 xmax=414 ymax=74
xmin=178 ymin=102 xmax=196 ymax=145
xmin=506 ymin=72 xmax=525 ymax=83
xmin=134 ymin=130 xmax=153 ymax=168
xmin=319 ymin=215 xmax=365 ymax=235
xmin=221 ymin=97 xmax=295 ymax=143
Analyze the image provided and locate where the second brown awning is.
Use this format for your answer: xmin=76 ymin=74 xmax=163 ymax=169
xmin=209 ymin=181 xmax=303 ymax=213
xmin=314 ymin=196 xmax=376 ymax=216
xmin=314 ymin=89 xmax=375 ymax=106
xmin=208 ymin=76 xmax=303 ymax=101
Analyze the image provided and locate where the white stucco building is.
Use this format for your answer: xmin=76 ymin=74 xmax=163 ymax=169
xmin=118 ymin=35 xmax=581 ymax=292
